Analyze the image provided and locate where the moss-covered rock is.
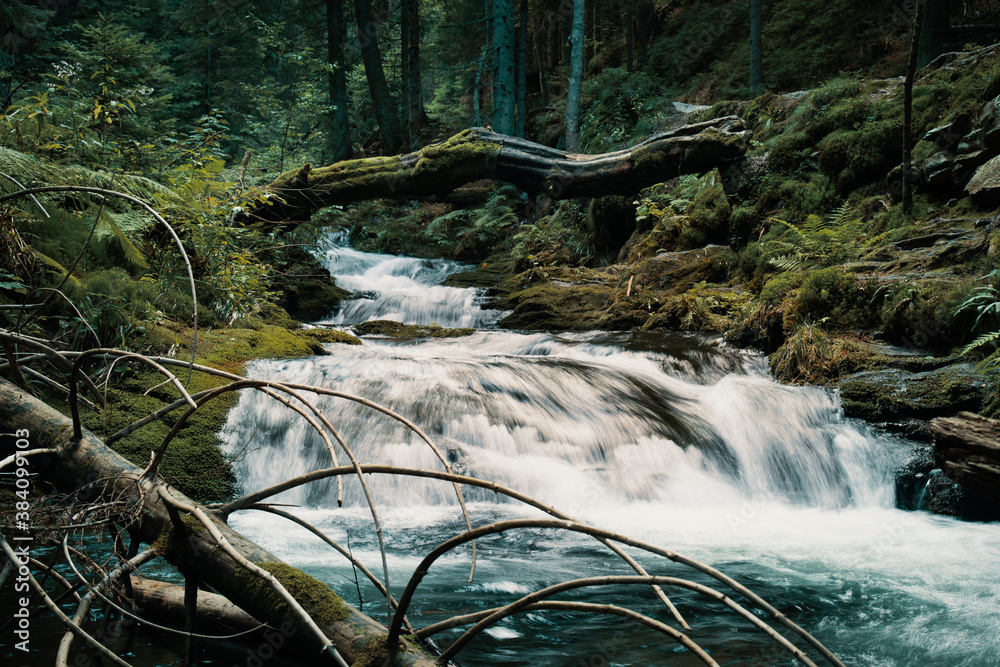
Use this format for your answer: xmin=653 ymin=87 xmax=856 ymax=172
xmin=837 ymin=363 xmax=987 ymax=423
xmin=352 ymin=320 xmax=475 ymax=338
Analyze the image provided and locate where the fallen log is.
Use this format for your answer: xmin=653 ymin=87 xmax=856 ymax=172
xmin=130 ymin=578 xmax=261 ymax=635
xmin=0 ymin=378 xmax=436 ymax=666
xmin=931 ymin=410 xmax=1000 ymax=512
xmin=249 ymin=117 xmax=749 ymax=223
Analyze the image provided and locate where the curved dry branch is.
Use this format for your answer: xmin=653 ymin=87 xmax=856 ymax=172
xmin=57 ymin=544 xmax=158 ymax=667
xmin=0 ymin=534 xmax=134 ymax=667
xmin=437 ymin=574 xmax=819 ymax=666
xmin=0 ymin=447 xmax=56 ymax=470
xmin=0 ymin=185 xmax=199 ymax=382
xmin=157 ymin=487 xmax=350 ymax=667
xmin=147 ymin=377 xmax=393 ymax=621
xmin=0 ymin=331 xmax=105 ymax=407
xmin=428 ymin=600 xmax=719 ymax=666
xmin=69 ymin=348 xmax=196 ymax=441
xmin=386 ymin=518 xmax=845 ymax=667
xmin=218 ymin=464 xmax=690 ymax=628
xmin=242 ymin=504 xmax=416 ymax=635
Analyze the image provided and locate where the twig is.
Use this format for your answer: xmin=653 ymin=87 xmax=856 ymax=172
xmin=0 ymin=447 xmax=56 ymax=471
xmin=387 ymin=518 xmax=845 ymax=667
xmin=57 ymin=543 xmax=158 ymax=667
xmin=242 ymin=504 xmax=416 ymax=634
xmin=69 ymin=348 xmax=197 ymax=441
xmin=437 ymin=574 xmax=819 ymax=666
xmin=0 ymin=533 xmax=134 ymax=667
xmin=218 ymin=464 xmax=688 ymax=628
xmin=428 ymin=600 xmax=718 ymax=666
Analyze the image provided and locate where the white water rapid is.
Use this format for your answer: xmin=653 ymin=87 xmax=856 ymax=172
xmin=220 ymin=240 xmax=1000 ymax=667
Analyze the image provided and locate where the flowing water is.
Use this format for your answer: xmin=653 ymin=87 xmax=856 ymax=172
xmin=220 ymin=241 xmax=1000 ymax=666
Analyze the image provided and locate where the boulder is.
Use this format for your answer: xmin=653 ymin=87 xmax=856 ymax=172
xmin=838 ymin=363 xmax=987 ymax=424
xmin=930 ymin=411 xmax=1000 ymax=517
xmin=965 ymin=154 xmax=1000 ymax=206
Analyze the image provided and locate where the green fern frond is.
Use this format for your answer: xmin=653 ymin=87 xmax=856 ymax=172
xmin=97 ymin=210 xmax=148 ymax=268
xmin=768 ymin=254 xmax=804 ymax=272
xmin=961 ymin=329 xmax=1000 ymax=356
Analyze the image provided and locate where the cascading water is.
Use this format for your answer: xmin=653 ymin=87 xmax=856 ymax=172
xmin=313 ymin=237 xmax=503 ymax=328
xmin=220 ymin=238 xmax=1000 ymax=666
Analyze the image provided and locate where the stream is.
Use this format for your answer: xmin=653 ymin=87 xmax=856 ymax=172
xmin=220 ymin=239 xmax=1000 ymax=666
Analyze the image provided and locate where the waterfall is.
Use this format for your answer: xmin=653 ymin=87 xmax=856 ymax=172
xmin=219 ymin=240 xmax=1000 ymax=667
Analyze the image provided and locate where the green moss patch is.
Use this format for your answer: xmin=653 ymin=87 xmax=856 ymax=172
xmin=352 ymin=320 xmax=475 ymax=338
xmin=231 ymin=562 xmax=349 ymax=627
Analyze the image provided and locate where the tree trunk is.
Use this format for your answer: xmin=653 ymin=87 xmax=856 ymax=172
xmin=354 ymin=0 xmax=403 ymax=154
xmin=326 ymin=0 xmax=353 ymax=163
xmin=516 ymin=0 xmax=528 ymax=138
xmin=492 ymin=0 xmax=516 ymax=134
xmin=902 ymin=0 xmax=925 ymax=214
xmin=749 ymin=0 xmax=763 ymax=95
xmin=565 ymin=0 xmax=585 ymax=152
xmin=250 ymin=117 xmax=748 ymax=223
xmin=931 ymin=411 xmax=1000 ymax=512
xmin=634 ymin=0 xmax=652 ymax=68
xmin=917 ymin=0 xmax=950 ymax=69
xmin=625 ymin=3 xmax=634 ymax=73
xmin=401 ymin=0 xmax=422 ymax=150
xmin=0 ymin=378 xmax=437 ymax=665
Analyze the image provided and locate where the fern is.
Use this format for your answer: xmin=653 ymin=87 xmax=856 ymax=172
xmin=96 ymin=210 xmax=149 ymax=269
xmin=961 ymin=330 xmax=1000 ymax=356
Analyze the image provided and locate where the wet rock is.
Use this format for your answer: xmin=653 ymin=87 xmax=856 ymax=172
xmin=920 ymin=469 xmax=969 ymax=517
xmin=965 ymin=154 xmax=1000 ymax=206
xmin=351 ymin=320 xmax=475 ymax=338
xmin=895 ymin=446 xmax=936 ymax=510
xmin=931 ymin=411 xmax=1000 ymax=517
xmin=838 ymin=363 xmax=987 ymax=424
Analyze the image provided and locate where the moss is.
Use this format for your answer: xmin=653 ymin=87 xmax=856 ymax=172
xmin=412 ymin=131 xmax=500 ymax=180
xmin=352 ymin=634 xmax=428 ymax=667
xmin=303 ymin=328 xmax=362 ymax=345
xmin=231 ymin=562 xmax=349 ymax=627
xmin=679 ymin=184 xmax=731 ymax=249
xmin=795 ymin=267 xmax=872 ymax=326
xmin=838 ymin=364 xmax=987 ymax=422
xmin=72 ymin=322 xmax=344 ymax=503
xmin=759 ymin=271 xmax=804 ymax=304
xmin=643 ymin=286 xmax=748 ymax=333
xmin=352 ymin=320 xmax=474 ymax=338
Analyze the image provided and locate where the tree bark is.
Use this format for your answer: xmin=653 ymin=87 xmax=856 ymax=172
xmin=749 ymin=0 xmax=763 ymax=95
xmin=565 ymin=0 xmax=585 ymax=152
xmin=326 ymin=0 xmax=354 ymax=163
xmin=354 ymin=0 xmax=403 ymax=154
xmin=401 ymin=0 xmax=422 ymax=150
xmin=250 ymin=117 xmax=748 ymax=223
xmin=492 ymin=0 xmax=516 ymax=134
xmin=931 ymin=411 xmax=1000 ymax=510
xmin=0 ymin=378 xmax=436 ymax=666
xmin=902 ymin=0 xmax=925 ymax=214
xmin=516 ymin=0 xmax=528 ymax=138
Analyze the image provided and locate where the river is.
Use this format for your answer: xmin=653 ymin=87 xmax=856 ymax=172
xmin=220 ymin=239 xmax=1000 ymax=666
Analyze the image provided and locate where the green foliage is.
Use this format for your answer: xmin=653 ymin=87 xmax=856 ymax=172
xmin=426 ymin=189 xmax=520 ymax=259
xmin=511 ymin=201 xmax=593 ymax=269
xmin=956 ymin=270 xmax=1000 ymax=370
xmin=759 ymin=203 xmax=862 ymax=271
xmin=794 ymin=267 xmax=873 ymax=327
xmin=581 ymin=68 xmax=664 ymax=150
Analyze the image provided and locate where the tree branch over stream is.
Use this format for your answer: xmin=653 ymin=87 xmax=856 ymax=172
xmin=248 ymin=117 xmax=749 ymax=223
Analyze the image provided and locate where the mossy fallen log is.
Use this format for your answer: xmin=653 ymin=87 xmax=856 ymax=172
xmin=250 ymin=118 xmax=749 ymax=223
xmin=0 ymin=378 xmax=436 ymax=666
